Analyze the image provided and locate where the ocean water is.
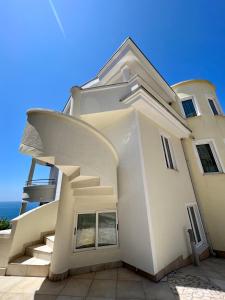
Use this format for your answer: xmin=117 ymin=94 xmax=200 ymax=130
xmin=0 ymin=201 xmax=39 ymax=220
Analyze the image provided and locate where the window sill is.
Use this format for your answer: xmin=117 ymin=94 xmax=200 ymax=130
xmin=73 ymin=245 xmax=119 ymax=253
xmin=166 ymin=167 xmax=178 ymax=172
xmin=202 ymin=172 xmax=224 ymax=175
xmin=185 ymin=114 xmax=201 ymax=119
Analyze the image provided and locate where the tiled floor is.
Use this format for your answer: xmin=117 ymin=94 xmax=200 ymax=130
xmin=1 ymin=258 xmax=225 ymax=299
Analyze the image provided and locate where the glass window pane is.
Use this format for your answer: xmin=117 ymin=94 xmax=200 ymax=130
xmin=189 ymin=207 xmax=201 ymax=243
xmin=187 ymin=208 xmax=196 ymax=244
xmin=164 ymin=137 xmax=174 ymax=169
xmin=196 ymin=144 xmax=219 ymax=173
xmin=161 ymin=136 xmax=169 ymax=168
xmin=76 ymin=214 xmax=96 ymax=249
xmin=209 ymin=99 xmax=218 ymax=115
xmin=182 ymin=99 xmax=197 ymax=118
xmin=98 ymin=212 xmax=117 ymax=247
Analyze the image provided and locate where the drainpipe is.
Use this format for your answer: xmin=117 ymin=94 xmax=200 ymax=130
xmin=181 ymin=138 xmax=215 ymax=256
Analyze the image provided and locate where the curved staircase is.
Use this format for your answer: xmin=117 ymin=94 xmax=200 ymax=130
xmin=6 ymin=167 xmax=116 ymax=277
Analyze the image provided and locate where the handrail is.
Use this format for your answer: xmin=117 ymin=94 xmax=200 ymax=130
xmin=26 ymin=178 xmax=56 ymax=186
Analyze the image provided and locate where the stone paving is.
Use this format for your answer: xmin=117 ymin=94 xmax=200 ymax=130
xmin=0 ymin=257 xmax=225 ymax=299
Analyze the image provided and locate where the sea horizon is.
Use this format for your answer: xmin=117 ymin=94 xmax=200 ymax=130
xmin=0 ymin=201 xmax=38 ymax=220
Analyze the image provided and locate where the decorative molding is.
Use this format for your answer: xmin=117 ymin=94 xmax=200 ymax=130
xmin=122 ymin=87 xmax=191 ymax=138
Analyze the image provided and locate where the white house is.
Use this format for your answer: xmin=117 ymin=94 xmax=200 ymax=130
xmin=1 ymin=37 xmax=224 ymax=280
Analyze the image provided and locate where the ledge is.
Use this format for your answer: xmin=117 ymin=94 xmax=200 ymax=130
xmin=0 ymin=229 xmax=11 ymax=239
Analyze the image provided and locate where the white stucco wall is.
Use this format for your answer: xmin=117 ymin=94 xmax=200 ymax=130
xmin=82 ymin=108 xmax=155 ymax=274
xmin=137 ymin=111 xmax=207 ymax=272
xmin=172 ymin=80 xmax=225 ymax=251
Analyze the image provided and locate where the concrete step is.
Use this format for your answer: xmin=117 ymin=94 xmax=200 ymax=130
xmin=70 ymin=176 xmax=100 ymax=188
xmin=7 ymin=256 xmax=50 ymax=277
xmin=26 ymin=244 xmax=52 ymax=261
xmin=69 ymin=167 xmax=81 ymax=181
xmin=73 ymin=186 xmax=114 ymax=196
xmin=44 ymin=235 xmax=55 ymax=250
xmin=55 ymin=165 xmax=80 ymax=179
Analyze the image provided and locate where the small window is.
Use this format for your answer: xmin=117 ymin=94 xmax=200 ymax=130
xmin=75 ymin=211 xmax=118 ymax=250
xmin=181 ymin=99 xmax=197 ymax=118
xmin=76 ymin=213 xmax=96 ymax=249
xmin=208 ymin=99 xmax=219 ymax=115
xmin=187 ymin=205 xmax=202 ymax=245
xmin=161 ymin=136 xmax=175 ymax=169
xmin=196 ymin=143 xmax=221 ymax=173
xmin=98 ymin=212 xmax=117 ymax=247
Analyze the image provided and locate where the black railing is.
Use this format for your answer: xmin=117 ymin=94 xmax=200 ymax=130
xmin=26 ymin=179 xmax=56 ymax=186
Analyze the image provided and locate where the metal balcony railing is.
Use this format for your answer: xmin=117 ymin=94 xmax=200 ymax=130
xmin=25 ymin=179 xmax=56 ymax=186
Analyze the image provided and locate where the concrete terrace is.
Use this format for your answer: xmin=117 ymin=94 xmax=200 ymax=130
xmin=1 ymin=257 xmax=225 ymax=299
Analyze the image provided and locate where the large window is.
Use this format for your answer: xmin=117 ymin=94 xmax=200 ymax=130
xmin=161 ymin=135 xmax=176 ymax=169
xmin=75 ymin=211 xmax=118 ymax=250
xmin=208 ymin=99 xmax=219 ymax=115
xmin=196 ymin=142 xmax=221 ymax=173
xmin=187 ymin=205 xmax=202 ymax=245
xmin=181 ymin=99 xmax=197 ymax=118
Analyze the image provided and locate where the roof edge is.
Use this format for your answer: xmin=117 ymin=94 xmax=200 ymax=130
xmin=171 ymin=79 xmax=216 ymax=90
xmin=97 ymin=37 xmax=177 ymax=98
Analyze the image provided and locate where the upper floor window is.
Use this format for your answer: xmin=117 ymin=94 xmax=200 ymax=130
xmin=195 ymin=142 xmax=222 ymax=173
xmin=208 ymin=99 xmax=219 ymax=115
xmin=161 ymin=135 xmax=176 ymax=170
xmin=181 ymin=99 xmax=197 ymax=118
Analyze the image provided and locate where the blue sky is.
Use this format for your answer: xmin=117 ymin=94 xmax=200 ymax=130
xmin=0 ymin=0 xmax=225 ymax=202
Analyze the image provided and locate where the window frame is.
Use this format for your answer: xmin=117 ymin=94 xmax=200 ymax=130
xmin=208 ymin=98 xmax=219 ymax=116
xmin=179 ymin=96 xmax=200 ymax=118
xmin=193 ymin=139 xmax=224 ymax=174
xmin=74 ymin=210 xmax=118 ymax=252
xmin=186 ymin=203 xmax=204 ymax=247
xmin=160 ymin=134 xmax=177 ymax=170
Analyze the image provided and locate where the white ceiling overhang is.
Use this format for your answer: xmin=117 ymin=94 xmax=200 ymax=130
xmin=121 ymin=88 xmax=191 ymax=139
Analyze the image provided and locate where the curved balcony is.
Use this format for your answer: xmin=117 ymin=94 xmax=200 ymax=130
xmin=22 ymin=178 xmax=56 ymax=203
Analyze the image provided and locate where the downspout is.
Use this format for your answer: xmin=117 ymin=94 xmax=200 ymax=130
xmin=181 ymin=138 xmax=215 ymax=256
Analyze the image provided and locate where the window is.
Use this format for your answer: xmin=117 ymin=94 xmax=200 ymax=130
xmin=187 ymin=205 xmax=202 ymax=245
xmin=98 ymin=212 xmax=117 ymax=247
xmin=208 ymin=99 xmax=219 ymax=115
xmin=181 ymin=99 xmax=197 ymax=118
xmin=75 ymin=211 xmax=118 ymax=250
xmin=161 ymin=135 xmax=175 ymax=169
xmin=76 ymin=213 xmax=96 ymax=249
xmin=196 ymin=143 xmax=221 ymax=173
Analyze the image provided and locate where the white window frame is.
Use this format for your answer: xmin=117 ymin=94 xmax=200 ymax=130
xmin=193 ymin=139 xmax=224 ymax=174
xmin=160 ymin=133 xmax=177 ymax=170
xmin=73 ymin=210 xmax=118 ymax=252
xmin=179 ymin=96 xmax=200 ymax=118
xmin=208 ymin=98 xmax=219 ymax=116
xmin=186 ymin=203 xmax=204 ymax=247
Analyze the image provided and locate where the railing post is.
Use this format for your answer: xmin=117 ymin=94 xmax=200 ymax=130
xmin=28 ymin=158 xmax=36 ymax=183
xmin=19 ymin=200 xmax=28 ymax=215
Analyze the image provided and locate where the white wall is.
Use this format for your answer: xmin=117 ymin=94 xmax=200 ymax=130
xmin=82 ymin=108 xmax=155 ymax=274
xmin=172 ymin=81 xmax=225 ymax=250
xmin=137 ymin=111 xmax=207 ymax=272
xmin=9 ymin=200 xmax=58 ymax=259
